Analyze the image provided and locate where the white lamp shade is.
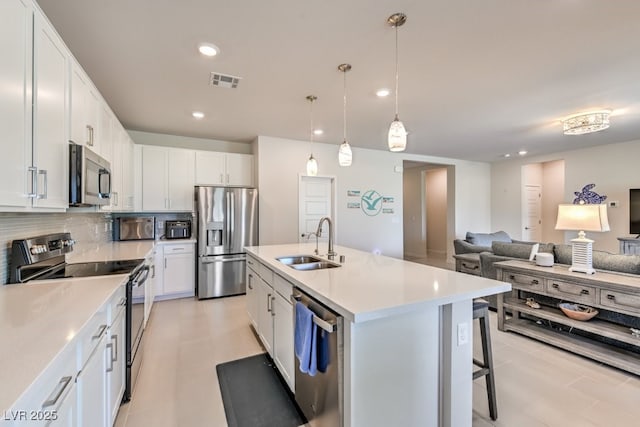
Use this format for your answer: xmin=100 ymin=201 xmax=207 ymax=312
xmin=555 ymin=204 xmax=610 ymax=232
xmin=388 ymin=119 xmax=407 ymax=152
xmin=306 ymin=155 xmax=318 ymax=176
xmin=338 ymin=141 xmax=352 ymax=167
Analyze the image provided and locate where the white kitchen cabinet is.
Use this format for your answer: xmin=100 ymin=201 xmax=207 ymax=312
xmin=144 ymin=250 xmax=156 ymax=326
xmin=105 ymin=124 xmax=134 ymax=212
xmin=141 ymin=145 xmax=195 ymax=211
xmin=70 ymin=61 xmax=99 ymax=153
xmin=153 ymin=242 xmax=195 ymax=300
xmin=97 ymin=103 xmax=113 ymax=162
xmin=257 ymin=276 xmax=275 ymax=356
xmin=76 ymin=321 xmax=108 ymax=427
xmin=246 ymin=264 xmax=259 ymax=328
xmin=195 ymin=151 xmax=254 ymax=187
xmin=106 ymin=302 xmax=126 ymax=426
xmin=272 ymin=288 xmax=294 ymax=391
xmin=0 ymin=0 xmax=32 ymax=209
xmin=31 ymin=7 xmax=69 ymax=210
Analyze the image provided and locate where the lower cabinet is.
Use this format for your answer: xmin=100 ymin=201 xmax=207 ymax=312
xmin=77 ymin=329 xmax=107 ymax=427
xmin=154 ymin=242 xmax=195 ymax=300
xmin=246 ymin=255 xmax=295 ymax=392
xmin=106 ymin=302 xmax=126 ymax=426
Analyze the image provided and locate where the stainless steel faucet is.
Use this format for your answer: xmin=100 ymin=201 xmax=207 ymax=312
xmin=305 ymin=232 xmax=319 ymax=255
xmin=316 ymin=217 xmax=337 ymax=260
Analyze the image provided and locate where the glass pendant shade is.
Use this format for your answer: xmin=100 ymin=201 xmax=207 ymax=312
xmin=338 ymin=141 xmax=352 ymax=167
xmin=306 ymin=154 xmax=318 ymax=176
xmin=388 ymin=117 xmax=407 ymax=152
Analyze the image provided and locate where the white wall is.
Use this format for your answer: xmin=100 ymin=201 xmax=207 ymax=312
xmin=492 ymin=139 xmax=640 ymax=253
xmin=257 ymin=136 xmax=492 ymax=259
xmin=541 ymin=160 xmax=565 ymax=243
xmin=128 ymin=130 xmax=252 ymax=154
xmin=403 ymin=167 xmax=426 ymax=258
xmin=426 ymin=168 xmax=448 ymax=256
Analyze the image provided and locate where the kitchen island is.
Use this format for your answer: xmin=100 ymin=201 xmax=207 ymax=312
xmin=246 ymin=243 xmax=511 ymax=427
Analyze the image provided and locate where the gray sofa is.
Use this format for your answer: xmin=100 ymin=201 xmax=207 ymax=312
xmin=453 ymin=231 xmax=512 ymax=255
xmin=479 ymin=241 xmax=640 ymax=280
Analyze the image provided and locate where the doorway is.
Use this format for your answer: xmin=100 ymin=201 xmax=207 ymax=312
xmin=402 ymin=161 xmax=450 ymax=267
xmin=298 ymin=175 xmax=335 ymax=244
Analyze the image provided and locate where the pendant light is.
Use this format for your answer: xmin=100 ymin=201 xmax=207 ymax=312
xmin=387 ymin=13 xmax=407 ymax=152
xmin=305 ymin=95 xmax=319 ymax=176
xmin=338 ymin=63 xmax=353 ymax=167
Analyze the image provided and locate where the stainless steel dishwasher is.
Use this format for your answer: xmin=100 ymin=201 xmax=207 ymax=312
xmin=292 ymin=288 xmax=344 ymax=427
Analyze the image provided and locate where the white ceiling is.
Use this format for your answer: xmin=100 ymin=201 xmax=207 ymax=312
xmin=36 ymin=0 xmax=640 ymax=162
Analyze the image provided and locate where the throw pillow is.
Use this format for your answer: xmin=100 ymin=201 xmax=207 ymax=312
xmin=466 ymin=230 xmax=511 ymax=247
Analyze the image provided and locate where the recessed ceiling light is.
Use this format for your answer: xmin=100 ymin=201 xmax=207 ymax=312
xmin=504 ymin=154 xmax=511 ymax=158
xmin=198 ymin=43 xmax=219 ymax=57
xmin=192 ymin=111 xmax=205 ymax=119
xmin=518 ymin=150 xmax=528 ymax=156
xmin=376 ymin=89 xmax=390 ymax=97
xmin=313 ymin=129 xmax=323 ymax=136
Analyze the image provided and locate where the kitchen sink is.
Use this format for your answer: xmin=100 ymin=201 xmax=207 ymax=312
xmin=290 ymin=261 xmax=340 ymax=271
xmin=276 ymin=255 xmax=341 ymax=271
xmin=276 ymin=255 xmax=324 ymax=265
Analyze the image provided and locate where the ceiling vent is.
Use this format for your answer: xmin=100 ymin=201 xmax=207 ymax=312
xmin=209 ymin=72 xmax=241 ymax=89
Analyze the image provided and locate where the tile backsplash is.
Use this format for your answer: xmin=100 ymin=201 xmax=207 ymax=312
xmin=0 ymin=212 xmax=112 ymax=284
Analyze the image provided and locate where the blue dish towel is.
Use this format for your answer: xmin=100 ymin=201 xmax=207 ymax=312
xmin=317 ymin=328 xmax=330 ymax=373
xmin=295 ymin=302 xmax=318 ymax=376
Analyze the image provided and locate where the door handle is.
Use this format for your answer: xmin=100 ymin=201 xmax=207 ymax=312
xmin=27 ymin=166 xmax=38 ymax=198
xmin=42 ymin=376 xmax=73 ymax=408
xmin=271 ymin=295 xmax=276 ymax=316
xmin=267 ymin=293 xmax=272 ymax=312
xmin=92 ymin=324 xmax=107 ymax=340
xmin=106 ymin=343 xmax=114 ymax=372
xmin=37 ymin=170 xmax=47 ymax=199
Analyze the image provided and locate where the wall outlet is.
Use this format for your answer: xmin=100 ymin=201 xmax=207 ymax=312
xmin=609 ymin=200 xmax=619 ymax=208
xmin=457 ymin=322 xmax=469 ymax=346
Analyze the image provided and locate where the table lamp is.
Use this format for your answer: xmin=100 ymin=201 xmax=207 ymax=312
xmin=555 ymin=204 xmax=610 ymax=274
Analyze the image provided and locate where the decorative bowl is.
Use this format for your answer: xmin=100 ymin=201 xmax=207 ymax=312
xmin=558 ymin=303 xmax=598 ymax=321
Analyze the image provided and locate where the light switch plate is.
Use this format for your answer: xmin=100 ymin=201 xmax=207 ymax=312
xmin=457 ymin=322 xmax=469 ymax=346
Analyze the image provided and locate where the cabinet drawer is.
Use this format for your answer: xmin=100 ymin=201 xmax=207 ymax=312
xmin=601 ymin=290 xmax=640 ymax=315
xmin=273 ymin=274 xmax=293 ymax=300
xmin=163 ymin=243 xmax=194 ymax=254
xmin=77 ymin=307 xmax=108 ymax=370
xmin=458 ymin=260 xmax=481 ymax=276
xmin=108 ymin=284 xmax=127 ymax=321
xmin=503 ymin=272 xmax=544 ymax=291
xmin=546 ymin=279 xmax=596 ymax=304
xmin=259 ymin=263 xmax=274 ymax=284
xmin=246 ymin=255 xmax=259 ymax=276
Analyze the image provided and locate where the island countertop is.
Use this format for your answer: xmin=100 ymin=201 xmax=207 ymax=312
xmin=246 ymin=243 xmax=511 ymax=323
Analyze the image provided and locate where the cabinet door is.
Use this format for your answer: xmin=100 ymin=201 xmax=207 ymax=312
xmin=97 ymin=103 xmax=113 ymax=162
xmin=226 ymin=153 xmax=254 ymax=186
xmin=195 ymin=151 xmax=226 ymax=185
xmin=167 ymin=148 xmax=195 ymax=211
xmin=141 ymin=145 xmax=167 ymax=211
xmin=163 ymin=251 xmax=195 ymax=295
xmin=70 ymin=64 xmax=88 ymax=146
xmin=122 ymin=136 xmax=135 ymax=210
xmin=49 ymin=382 xmax=76 ymax=427
xmin=246 ymin=267 xmax=259 ymax=328
xmin=32 ymin=9 xmax=68 ymax=209
xmin=153 ymin=245 xmax=164 ymax=299
xmin=257 ymin=278 xmax=274 ymax=355
xmin=77 ymin=335 xmax=107 ymax=427
xmin=273 ymin=292 xmax=294 ymax=391
xmin=106 ymin=124 xmax=123 ymax=211
xmin=107 ymin=310 xmax=126 ymax=426
xmin=0 ymin=0 xmax=32 ymax=208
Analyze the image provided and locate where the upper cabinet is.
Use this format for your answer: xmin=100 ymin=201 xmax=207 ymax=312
xmin=0 ymin=0 xmax=33 ymax=208
xmin=0 ymin=0 xmax=69 ymax=211
xmin=195 ymin=151 xmax=254 ymax=187
xmin=141 ymin=145 xmax=195 ymax=211
xmin=70 ymin=62 xmax=100 ymax=154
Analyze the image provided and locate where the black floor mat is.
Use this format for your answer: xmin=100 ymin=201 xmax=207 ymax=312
xmin=216 ymin=353 xmax=307 ymax=427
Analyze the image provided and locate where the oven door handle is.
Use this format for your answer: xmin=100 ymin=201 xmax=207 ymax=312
xmin=133 ymin=265 xmax=150 ymax=287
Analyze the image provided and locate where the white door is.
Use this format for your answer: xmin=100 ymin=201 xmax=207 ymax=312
xmin=298 ymin=176 xmax=334 ymax=243
xmin=0 ymin=0 xmax=32 ymax=208
xmin=522 ymin=185 xmax=542 ymax=241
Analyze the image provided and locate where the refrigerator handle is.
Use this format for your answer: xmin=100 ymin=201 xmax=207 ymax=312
xmin=225 ymin=190 xmax=231 ymax=249
xmin=230 ymin=191 xmax=235 ymax=242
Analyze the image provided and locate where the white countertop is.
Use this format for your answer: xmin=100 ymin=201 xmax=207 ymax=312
xmin=0 ymin=275 xmax=127 ymax=416
xmin=246 ymin=243 xmax=511 ymax=323
xmin=1 ymin=239 xmax=156 ymax=416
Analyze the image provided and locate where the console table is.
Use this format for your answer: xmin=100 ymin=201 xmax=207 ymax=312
xmin=495 ymin=260 xmax=640 ymax=375
xmin=618 ymin=237 xmax=640 ymax=255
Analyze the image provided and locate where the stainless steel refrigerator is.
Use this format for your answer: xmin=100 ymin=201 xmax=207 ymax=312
xmin=195 ymin=186 xmax=258 ymax=299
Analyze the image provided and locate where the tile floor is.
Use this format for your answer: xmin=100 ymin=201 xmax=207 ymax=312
xmin=115 ymin=292 xmax=640 ymax=427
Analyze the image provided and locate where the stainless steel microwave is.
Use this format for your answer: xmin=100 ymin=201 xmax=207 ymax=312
xmin=69 ymin=143 xmax=112 ymax=206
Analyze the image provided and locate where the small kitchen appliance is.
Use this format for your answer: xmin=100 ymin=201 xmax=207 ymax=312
xmin=114 ymin=217 xmax=155 ymax=241
xmin=165 ymin=220 xmax=191 ymax=239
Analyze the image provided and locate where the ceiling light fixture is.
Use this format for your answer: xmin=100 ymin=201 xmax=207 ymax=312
xmin=192 ymin=111 xmax=205 ymax=119
xmin=562 ymin=110 xmax=611 ymax=135
xmin=518 ymin=150 xmax=528 ymax=156
xmin=198 ymin=43 xmax=220 ymax=57
xmin=313 ymin=129 xmax=323 ymax=136
xmin=376 ymin=88 xmax=390 ymax=97
xmin=306 ymin=95 xmax=319 ymax=176
xmin=387 ymin=13 xmax=408 ymax=152
xmin=338 ymin=63 xmax=353 ymax=167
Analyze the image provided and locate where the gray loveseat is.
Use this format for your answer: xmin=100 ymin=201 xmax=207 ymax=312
xmin=453 ymin=231 xmax=512 ymax=255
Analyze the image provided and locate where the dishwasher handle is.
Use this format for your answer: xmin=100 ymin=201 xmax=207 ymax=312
xmin=291 ymin=293 xmax=337 ymax=333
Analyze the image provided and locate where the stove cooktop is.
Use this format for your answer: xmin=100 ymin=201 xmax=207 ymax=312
xmin=33 ymin=259 xmax=144 ymax=281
